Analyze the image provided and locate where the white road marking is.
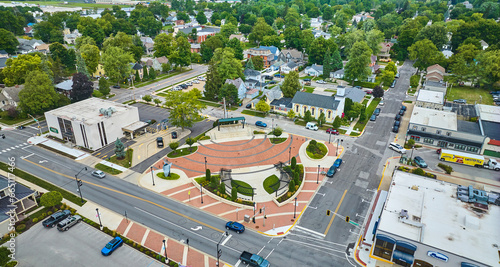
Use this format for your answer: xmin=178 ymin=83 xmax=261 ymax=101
xmin=220 ymin=234 xmax=231 ymax=246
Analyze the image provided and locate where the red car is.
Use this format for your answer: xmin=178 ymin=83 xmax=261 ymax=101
xmin=326 ymin=128 xmax=339 ymax=135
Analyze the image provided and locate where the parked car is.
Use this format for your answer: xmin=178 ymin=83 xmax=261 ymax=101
xmin=156 ymin=137 xmax=164 ymax=148
xmin=392 ymin=125 xmax=399 ymax=133
xmin=268 ymin=81 xmax=277 ymax=84
xmin=303 ymin=78 xmax=311 ymax=82
xmin=43 ymin=210 xmax=71 ymax=228
xmin=316 ymin=80 xmax=326 ymax=84
xmin=145 ymin=119 xmax=156 ymax=125
xmin=266 ymin=68 xmax=271 ymax=72
xmin=274 ymin=73 xmax=284 ymax=78
xmin=185 ymin=82 xmax=192 ymax=86
xmin=370 ymin=114 xmax=377 ymax=121
xmin=391 ymin=80 xmax=396 ymax=88
xmin=192 ymin=79 xmax=200 ymax=84
xmin=255 ymin=121 xmax=267 ymax=127
xmin=401 ymin=105 xmax=407 ymax=111
xmin=57 ymin=215 xmax=82 ymax=231
xmin=489 ymin=91 xmax=500 ymax=95
xmin=171 ymin=131 xmax=177 ymax=139
xmin=226 ymin=221 xmax=245 ymax=233
xmin=453 ymin=99 xmax=467 ymax=104
xmin=398 ymin=109 xmax=405 ymax=116
xmin=379 ymin=99 xmax=384 ymax=106
xmin=180 ymin=84 xmax=188 ymax=89
xmin=326 ymin=165 xmax=336 ymax=177
xmin=389 ymin=142 xmax=406 ymax=154
xmin=264 ymin=75 xmax=273 ymax=80
xmin=414 ymin=156 xmax=428 ymax=168
xmin=306 ymin=122 xmax=318 ymax=131
xmin=395 ymin=114 xmax=401 ymax=121
xmin=326 ymin=128 xmax=339 ymax=135
xmin=197 ymin=76 xmax=206 ymax=81
xmin=395 ymin=72 xmax=400 ymax=78
xmin=246 ymin=103 xmax=252 ymax=108
xmin=374 ymin=108 xmax=381 ymax=116
xmin=333 ymin=158 xmax=342 ymax=168
xmin=365 ymin=90 xmax=373 ymax=94
xmin=101 ymin=237 xmax=123 ymax=256
xmin=92 ymin=170 xmax=106 ymax=179
xmin=354 ymin=86 xmax=362 ymax=89
xmin=112 ymin=85 xmax=120 ymax=89
xmin=394 ymin=121 xmax=400 ymax=127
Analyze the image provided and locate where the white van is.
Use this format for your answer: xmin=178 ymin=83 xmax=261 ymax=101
xmin=389 ymin=142 xmax=406 ymax=154
xmin=306 ymin=122 xmax=318 ymax=131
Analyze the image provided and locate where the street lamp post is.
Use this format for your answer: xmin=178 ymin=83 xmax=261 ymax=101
xmin=294 ymin=197 xmax=297 ymax=218
xmin=150 ymin=166 xmax=155 ymax=186
xmin=272 ymin=118 xmax=274 ymax=131
xmin=288 ymin=147 xmax=292 ymax=164
xmin=410 ymin=146 xmax=415 ymax=164
xmin=216 ymin=232 xmax=228 ymax=266
xmin=317 ymin=165 xmax=320 ymax=184
xmin=96 ymin=208 xmax=103 ymax=230
xmin=163 ymin=239 xmax=169 ymax=263
xmin=336 ymin=139 xmax=343 ymax=156
xmin=200 ymin=184 xmax=203 ymax=204
xmin=204 ymin=156 xmax=207 ymax=171
xmin=75 ymin=167 xmax=87 ymax=204
xmin=329 ymin=131 xmax=332 ymax=144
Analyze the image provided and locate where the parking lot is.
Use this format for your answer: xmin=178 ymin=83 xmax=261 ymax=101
xmin=14 ymin=222 xmax=165 ymax=267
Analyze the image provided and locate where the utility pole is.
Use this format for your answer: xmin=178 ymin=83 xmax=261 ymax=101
xmin=223 ymin=97 xmax=227 ymax=119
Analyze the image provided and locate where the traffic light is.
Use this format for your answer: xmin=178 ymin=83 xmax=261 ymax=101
xmin=326 ymin=210 xmax=331 ymax=216
xmin=345 ymin=216 xmax=350 ymax=223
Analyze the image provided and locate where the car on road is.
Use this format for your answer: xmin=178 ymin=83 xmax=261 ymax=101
xmin=171 ymin=131 xmax=177 ymax=139
xmin=156 ymin=137 xmax=164 ymax=148
xmin=225 ymin=221 xmax=245 ymax=233
xmin=101 ymin=237 xmax=123 ymax=256
xmin=112 ymin=85 xmax=120 ymax=89
xmin=255 ymin=121 xmax=267 ymax=127
xmin=92 ymin=170 xmax=106 ymax=179
xmin=389 ymin=142 xmax=406 ymax=154
xmin=303 ymin=78 xmax=311 ymax=82
xmin=394 ymin=121 xmax=400 ymax=127
xmin=414 ymin=156 xmax=428 ymax=168
xmin=395 ymin=114 xmax=401 ymax=121
xmin=43 ymin=210 xmax=71 ymax=228
xmin=264 ymin=75 xmax=273 ymax=80
xmin=145 ymin=119 xmax=156 ymax=125
xmin=326 ymin=128 xmax=339 ymax=135
xmin=453 ymin=99 xmax=467 ymax=104
xmin=398 ymin=109 xmax=405 ymax=116
xmin=246 ymin=103 xmax=252 ymax=108
xmin=392 ymin=125 xmax=399 ymax=133
xmin=326 ymin=165 xmax=336 ymax=177
xmin=17 ymin=125 xmax=25 ymax=130
xmin=379 ymin=99 xmax=384 ymax=106
xmin=306 ymin=122 xmax=318 ymax=131
xmin=354 ymin=86 xmax=362 ymax=89
xmin=374 ymin=108 xmax=381 ymax=116
xmin=333 ymin=158 xmax=342 ymax=168
xmin=316 ymin=80 xmax=326 ymax=84
xmin=391 ymin=80 xmax=396 ymax=88
xmin=57 ymin=215 xmax=82 ymax=232
xmin=370 ymin=114 xmax=377 ymax=121
xmin=274 ymin=73 xmax=284 ymax=78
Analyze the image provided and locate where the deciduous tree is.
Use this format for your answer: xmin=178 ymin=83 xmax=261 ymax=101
xmin=248 ymin=17 xmax=275 ymax=44
xmin=98 ymin=77 xmax=110 ymax=95
xmin=252 ymin=56 xmax=264 ymax=70
xmin=71 ymin=72 xmax=93 ymax=102
xmin=163 ymin=89 xmax=205 ymax=130
xmin=373 ymin=85 xmax=384 ymax=98
xmin=212 ymin=48 xmax=243 ymax=81
xmin=220 ymin=83 xmax=239 ymax=105
xmin=281 ymin=71 xmax=301 ymax=98
xmin=101 ymin=46 xmax=134 ymax=83
xmin=344 ymin=41 xmax=372 ymax=84
xmin=80 ymin=44 xmax=100 ymax=75
xmin=40 ymin=191 xmax=63 ymax=207
xmin=408 ymin=39 xmax=446 ymax=71
xmin=255 ymin=98 xmax=270 ymax=113
xmin=2 ymin=54 xmax=43 ymax=86
xmin=18 ymin=70 xmax=59 ymax=115
xmin=204 ymin=60 xmax=222 ymax=101
xmin=0 ymin=28 xmax=19 ymax=54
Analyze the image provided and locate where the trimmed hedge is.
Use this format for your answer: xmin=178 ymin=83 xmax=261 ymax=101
xmin=438 ymin=163 xmax=453 ymax=174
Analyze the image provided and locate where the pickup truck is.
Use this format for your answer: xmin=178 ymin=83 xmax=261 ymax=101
xmin=240 ymin=251 xmax=270 ymax=267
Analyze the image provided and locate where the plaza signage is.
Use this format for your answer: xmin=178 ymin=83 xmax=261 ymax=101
xmin=427 ymin=251 xmax=449 ymax=262
xmin=49 ymin=127 xmax=59 ymax=134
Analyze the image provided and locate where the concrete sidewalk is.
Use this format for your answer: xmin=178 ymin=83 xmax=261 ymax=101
xmin=28 ymin=135 xmax=89 ymax=160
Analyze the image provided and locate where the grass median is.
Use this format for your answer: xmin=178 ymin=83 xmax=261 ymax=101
xmin=353 ymin=97 xmax=381 ymax=133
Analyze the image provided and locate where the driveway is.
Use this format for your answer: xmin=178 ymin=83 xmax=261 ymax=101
xmin=13 ymin=222 xmax=165 ymax=267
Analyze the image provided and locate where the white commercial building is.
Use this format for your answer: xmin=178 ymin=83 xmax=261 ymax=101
xmin=45 ymin=98 xmax=145 ymax=150
xmin=416 ymin=90 xmax=444 ymax=110
xmin=370 ymin=171 xmax=498 ymax=267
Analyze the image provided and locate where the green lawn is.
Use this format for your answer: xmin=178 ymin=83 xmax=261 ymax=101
xmin=95 ymin=163 xmax=122 ymax=175
xmin=306 ymin=142 xmax=327 ymax=159
xmin=156 ymin=172 xmax=180 ymax=180
xmin=263 ymin=175 xmax=279 ymax=194
xmin=353 ymin=98 xmax=381 ymax=132
xmin=304 ymin=86 xmax=314 ymax=93
xmin=362 ymin=99 xmax=369 ymax=105
xmin=167 ymin=147 xmax=197 ymax=158
xmin=0 ymin=117 xmax=30 ymax=125
xmin=269 ymin=137 xmax=287 ymax=144
xmin=106 ymin=149 xmax=133 ymax=168
xmin=446 ymin=85 xmax=494 ymax=105
xmin=231 ymin=180 xmax=253 ymax=196
xmin=241 ymin=110 xmax=266 ymax=117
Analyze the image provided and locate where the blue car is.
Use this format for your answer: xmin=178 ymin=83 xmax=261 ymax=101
xmin=274 ymin=73 xmax=284 ymax=78
xmin=333 ymin=159 xmax=342 ymax=168
xmin=255 ymin=121 xmax=267 ymax=127
xmin=226 ymin=221 xmax=245 ymax=233
xmin=326 ymin=165 xmax=336 ymax=177
xmin=101 ymin=237 xmax=123 ymax=256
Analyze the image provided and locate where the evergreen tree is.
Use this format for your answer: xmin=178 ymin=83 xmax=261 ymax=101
xmin=149 ymin=68 xmax=156 ymax=80
xmin=332 ymin=116 xmax=341 ymax=129
xmin=323 ymin=49 xmax=333 ymax=79
xmin=359 ymin=105 xmax=367 ymax=121
xmin=304 ymin=110 xmax=313 ymax=122
xmin=332 ymin=49 xmax=343 ymax=71
xmin=76 ymin=53 xmax=90 ymax=78
xmin=245 ymin=57 xmax=255 ymax=70
xmin=135 ymin=70 xmax=140 ymax=82
xmin=142 ymin=65 xmax=148 ymax=80
xmin=114 ymin=138 xmax=126 ymax=159
xmin=204 ymin=60 xmax=222 ymax=101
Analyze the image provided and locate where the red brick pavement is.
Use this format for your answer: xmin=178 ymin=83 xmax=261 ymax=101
xmin=127 ymin=223 xmax=147 ymax=243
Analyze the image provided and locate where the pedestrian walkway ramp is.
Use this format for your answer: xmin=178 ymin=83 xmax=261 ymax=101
xmin=206 ymin=125 xmax=255 ymax=140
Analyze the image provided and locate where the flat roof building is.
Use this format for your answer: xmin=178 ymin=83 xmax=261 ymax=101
xmin=44 ymin=98 xmax=144 ymax=150
xmin=416 ymin=90 xmax=444 ymax=110
xmin=370 ymin=171 xmax=498 ymax=267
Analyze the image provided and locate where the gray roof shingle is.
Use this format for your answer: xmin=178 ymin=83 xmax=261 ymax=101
xmin=291 ymin=91 xmax=340 ymax=110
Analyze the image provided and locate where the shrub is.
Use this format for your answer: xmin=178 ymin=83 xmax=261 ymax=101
xmin=32 ymin=218 xmax=39 ymax=223
xmin=40 ymin=191 xmax=63 ymax=207
xmin=47 ymin=211 xmax=52 ymax=216
xmin=231 ymin=187 xmax=237 ymax=201
xmin=41 ymin=213 xmax=46 ymax=218
xmin=38 ymin=216 xmax=43 ymax=221
xmin=294 ymin=172 xmax=300 ymax=186
xmin=412 ymin=168 xmax=425 ymax=176
xmin=132 ymin=242 xmax=137 ymax=248
xmin=219 ymin=183 xmax=226 ymax=195
xmin=92 ymin=90 xmax=103 ymax=97
xmin=5 ymin=260 xmax=18 ymax=267
xmin=16 ymin=224 xmax=26 ymax=232
xmin=289 ymin=180 xmax=295 ymax=193
xmin=291 ymin=157 xmax=296 ymax=169
xmin=438 ymin=163 xmax=453 ymax=174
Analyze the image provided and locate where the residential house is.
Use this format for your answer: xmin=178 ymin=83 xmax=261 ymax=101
xmin=0 ymin=50 xmax=8 ymax=58
xmin=480 ymin=40 xmax=488 ymax=50
xmin=164 ymin=16 xmax=177 ymax=25
xmin=0 ymin=94 xmax=8 ymax=110
xmin=416 ymin=90 xmax=445 ymax=110
xmin=462 ymin=1 xmax=473 ymax=9
xmin=369 ymin=55 xmax=377 ymax=67
xmin=244 ymin=68 xmax=261 ymax=89
xmin=0 ymin=175 xmax=38 ymax=237
xmin=291 ymin=91 xmax=341 ymax=123
xmin=153 ymin=56 xmax=169 ymax=72
xmin=333 ymin=69 xmax=345 ymax=79
xmin=140 ymin=37 xmax=155 ymax=55
xmin=304 ymin=64 xmax=323 ymax=77
xmin=311 ymin=30 xmax=331 ymax=39
xmin=426 ymin=64 xmax=445 ymax=82
xmin=35 ymin=43 xmax=50 ymax=54
xmin=270 ymin=97 xmax=293 ymax=115
xmin=270 ymin=60 xmax=285 ymax=71
xmin=251 ymin=86 xmax=284 ymax=108
xmin=246 ymin=88 xmax=260 ymax=99
xmin=63 ymin=27 xmax=71 ymax=35
xmin=442 ymin=49 xmax=453 ymax=59
xmin=1 ymin=85 xmax=22 ymax=110
xmin=54 ymin=79 xmax=74 ymax=98
xmin=229 ymin=34 xmax=247 ymax=42
xmin=310 ymin=17 xmax=324 ymax=29
xmin=335 ymin=86 xmax=366 ymax=104
xmin=94 ymin=64 xmax=105 ymax=78
xmin=63 ymin=30 xmax=81 ymax=45
xmin=0 ymin=52 xmax=7 ymax=70
xmin=225 ymin=78 xmax=246 ymax=100
xmin=23 ymin=26 xmax=34 ymax=37
xmin=17 ymin=38 xmax=44 ymax=54
xmin=280 ymin=61 xmax=299 ymax=74
xmin=246 ymin=46 xmax=279 ymax=68
xmin=141 ymin=58 xmax=154 ymax=70
xmin=191 ymin=43 xmax=201 ymax=53
xmin=352 ymin=12 xmax=375 ymax=23
xmin=378 ymin=42 xmax=393 ymax=62
xmin=180 ymin=26 xmax=220 ymax=43
xmin=277 ymin=49 xmax=304 ymax=64
xmin=132 ymin=63 xmax=145 ymax=79
xmin=175 ymin=20 xmax=185 ymax=26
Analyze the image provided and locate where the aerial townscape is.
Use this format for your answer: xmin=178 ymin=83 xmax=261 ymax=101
xmin=0 ymin=0 xmax=499 ymax=266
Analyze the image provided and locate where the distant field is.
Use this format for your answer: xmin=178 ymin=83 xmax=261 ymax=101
xmin=446 ymin=85 xmax=495 ymax=105
xmin=0 ymin=1 xmax=130 ymax=8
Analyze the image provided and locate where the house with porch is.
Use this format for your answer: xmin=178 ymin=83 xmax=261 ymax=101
xmin=378 ymin=42 xmax=393 ymax=62
xmin=304 ymin=64 xmax=323 ymax=77
xmin=278 ymin=49 xmax=304 ymax=64
xmin=280 ymin=61 xmax=299 ymax=74
xmin=0 ymin=175 xmax=38 ymax=237
xmin=291 ymin=91 xmax=342 ymax=123
xmin=244 ymin=68 xmax=261 ymax=89
xmin=0 ymin=85 xmax=22 ymax=110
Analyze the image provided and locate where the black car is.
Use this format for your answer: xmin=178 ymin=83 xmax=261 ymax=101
xmin=392 ymin=125 xmax=399 ymax=133
xmin=42 ymin=210 xmax=71 ymax=228
xmin=245 ymin=103 xmax=252 ymax=108
xmin=395 ymin=114 xmax=401 ymax=121
xmin=17 ymin=125 xmax=25 ymax=130
xmin=401 ymin=105 xmax=407 ymax=111
xmin=180 ymin=84 xmax=188 ymax=89
xmin=394 ymin=121 xmax=400 ymax=127
xmin=171 ymin=131 xmax=177 ymax=139
xmin=374 ymin=108 xmax=381 ymax=116
xmin=399 ymin=109 xmax=405 ymax=116
xmin=269 ymin=81 xmax=277 ymax=84
xmin=264 ymin=75 xmax=273 ymax=80
xmin=112 ymin=85 xmax=120 ymax=89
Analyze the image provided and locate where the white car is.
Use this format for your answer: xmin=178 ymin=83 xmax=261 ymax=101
xmin=192 ymin=80 xmax=200 ymax=84
xmin=198 ymin=76 xmax=206 ymax=81
xmin=186 ymin=82 xmax=192 ymax=86
xmin=92 ymin=170 xmax=106 ymax=179
xmin=316 ymin=80 xmax=326 ymax=84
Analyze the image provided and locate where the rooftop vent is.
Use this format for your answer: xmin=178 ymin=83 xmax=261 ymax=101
xmin=399 ymin=209 xmax=409 ymax=220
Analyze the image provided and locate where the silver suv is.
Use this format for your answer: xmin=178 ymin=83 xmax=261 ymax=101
xmin=57 ymin=215 xmax=82 ymax=231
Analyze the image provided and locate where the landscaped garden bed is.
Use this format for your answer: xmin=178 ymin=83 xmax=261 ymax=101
xmin=95 ymin=163 xmax=122 ymax=175
xmin=156 ymin=172 xmax=180 ymax=180
xmin=306 ymin=140 xmax=327 ymax=159
xmin=167 ymin=147 xmax=197 ymax=158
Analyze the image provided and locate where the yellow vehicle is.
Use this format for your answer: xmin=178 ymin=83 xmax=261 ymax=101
xmin=438 ymin=149 xmax=484 ymax=167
